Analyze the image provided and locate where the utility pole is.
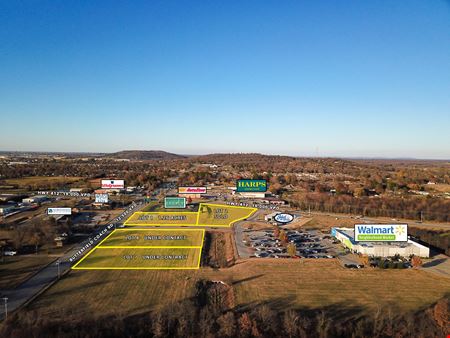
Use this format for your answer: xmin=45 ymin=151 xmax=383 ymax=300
xmin=420 ymin=211 xmax=423 ymax=223
xmin=2 ymin=297 xmax=7 ymax=320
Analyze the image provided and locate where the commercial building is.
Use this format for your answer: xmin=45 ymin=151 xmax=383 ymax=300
xmin=94 ymin=189 xmax=122 ymax=194
xmin=260 ymin=197 xmax=287 ymax=205
xmin=237 ymin=192 xmax=267 ymax=198
xmin=265 ymin=212 xmax=280 ymax=222
xmin=69 ymin=188 xmax=84 ymax=192
xmin=178 ymin=187 xmax=207 ymax=199
xmin=331 ymin=227 xmax=429 ymax=258
xmin=228 ymin=187 xmax=267 ymax=199
xmin=22 ymin=195 xmax=48 ymax=204
xmin=0 ymin=204 xmax=16 ymax=215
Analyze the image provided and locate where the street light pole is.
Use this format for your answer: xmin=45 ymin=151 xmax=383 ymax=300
xmin=2 ymin=297 xmax=7 ymax=320
xmin=56 ymin=260 xmax=60 ymax=279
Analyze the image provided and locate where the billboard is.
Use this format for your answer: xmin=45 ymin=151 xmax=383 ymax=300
xmin=48 ymin=208 xmax=72 ymax=215
xmin=178 ymin=187 xmax=207 ymax=194
xmin=164 ymin=197 xmax=186 ymax=209
xmin=236 ymin=179 xmax=267 ymax=192
xmin=354 ymin=224 xmax=408 ymax=242
xmin=101 ymin=180 xmax=125 ymax=189
xmin=95 ymin=193 xmax=109 ymax=204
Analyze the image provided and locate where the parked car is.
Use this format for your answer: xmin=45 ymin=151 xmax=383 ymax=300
xmin=255 ymin=252 xmax=269 ymax=258
xmin=344 ymin=263 xmax=363 ymax=269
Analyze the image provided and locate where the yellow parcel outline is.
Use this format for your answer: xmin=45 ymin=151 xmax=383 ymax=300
xmin=123 ymin=203 xmax=257 ymax=227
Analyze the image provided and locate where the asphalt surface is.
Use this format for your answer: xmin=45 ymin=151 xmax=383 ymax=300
xmin=419 ymin=254 xmax=450 ymax=279
xmin=0 ymin=200 xmax=145 ymax=320
xmin=234 ymin=209 xmax=261 ymax=259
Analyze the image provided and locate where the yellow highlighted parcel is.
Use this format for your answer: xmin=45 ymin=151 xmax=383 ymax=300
xmin=72 ymin=247 xmax=202 ymax=269
xmin=72 ymin=204 xmax=256 ymax=270
xmin=124 ymin=203 xmax=257 ymax=227
xmin=72 ymin=228 xmax=205 ymax=270
xmin=99 ymin=228 xmax=205 ymax=247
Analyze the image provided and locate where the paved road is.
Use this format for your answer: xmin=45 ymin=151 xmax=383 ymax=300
xmin=337 ymin=253 xmax=362 ymax=266
xmin=0 ymin=200 xmax=146 ymax=320
xmin=234 ymin=209 xmax=261 ymax=259
xmin=420 ymin=254 xmax=450 ymax=279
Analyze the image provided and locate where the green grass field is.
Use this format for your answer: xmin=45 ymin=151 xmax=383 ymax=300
xmin=73 ymin=247 xmax=202 ymax=269
xmin=99 ymin=229 xmax=205 ymax=247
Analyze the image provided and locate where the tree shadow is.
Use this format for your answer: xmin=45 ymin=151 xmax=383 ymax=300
xmin=231 ymin=274 xmax=264 ymax=285
xmin=422 ymin=258 xmax=448 ymax=268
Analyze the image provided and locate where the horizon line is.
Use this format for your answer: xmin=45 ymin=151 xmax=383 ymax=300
xmin=0 ymin=150 xmax=448 ymax=162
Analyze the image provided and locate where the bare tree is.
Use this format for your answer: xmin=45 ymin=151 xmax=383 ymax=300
xmin=238 ymin=312 xmax=252 ymax=338
xmin=217 ymin=312 xmax=236 ymax=337
xmin=283 ymin=310 xmax=298 ymax=338
xmin=316 ymin=311 xmax=330 ymax=338
xmin=152 ymin=313 xmax=165 ymax=338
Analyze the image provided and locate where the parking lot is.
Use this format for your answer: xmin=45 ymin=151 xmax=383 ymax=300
xmin=243 ymin=226 xmax=341 ymax=259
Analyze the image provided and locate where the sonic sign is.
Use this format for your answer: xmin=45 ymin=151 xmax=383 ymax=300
xmin=236 ymin=179 xmax=267 ymax=192
xmin=354 ymin=224 xmax=408 ymax=242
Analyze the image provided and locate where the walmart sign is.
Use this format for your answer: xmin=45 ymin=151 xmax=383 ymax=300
xmin=236 ymin=179 xmax=268 ymax=192
xmin=354 ymin=224 xmax=408 ymax=242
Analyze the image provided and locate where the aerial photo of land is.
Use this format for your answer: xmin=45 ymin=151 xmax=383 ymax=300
xmin=1 ymin=1 xmax=449 ymax=338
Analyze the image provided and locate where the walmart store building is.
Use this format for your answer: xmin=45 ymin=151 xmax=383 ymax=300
xmin=331 ymin=227 xmax=429 ymax=258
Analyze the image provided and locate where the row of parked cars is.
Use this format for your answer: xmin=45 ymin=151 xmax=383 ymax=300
xmin=247 ymin=230 xmax=289 ymax=258
xmin=287 ymin=230 xmax=335 ymax=258
xmin=246 ymin=228 xmax=336 ymax=259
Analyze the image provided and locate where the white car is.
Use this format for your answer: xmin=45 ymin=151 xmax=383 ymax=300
xmin=4 ymin=250 xmax=17 ymax=256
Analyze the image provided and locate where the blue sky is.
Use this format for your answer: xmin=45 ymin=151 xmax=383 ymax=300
xmin=1 ymin=1 xmax=449 ymax=158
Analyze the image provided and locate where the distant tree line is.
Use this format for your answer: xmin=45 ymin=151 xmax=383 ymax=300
xmin=288 ymin=193 xmax=450 ymax=222
xmin=408 ymin=228 xmax=450 ymax=255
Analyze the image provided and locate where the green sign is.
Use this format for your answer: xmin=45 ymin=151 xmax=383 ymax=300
xmin=164 ymin=197 xmax=186 ymax=209
xmin=236 ymin=179 xmax=268 ymax=192
xmin=357 ymin=234 xmax=396 ymax=241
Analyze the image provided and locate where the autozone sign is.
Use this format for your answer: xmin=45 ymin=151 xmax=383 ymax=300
xmin=178 ymin=187 xmax=207 ymax=194
xmin=101 ymin=180 xmax=125 ymax=189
